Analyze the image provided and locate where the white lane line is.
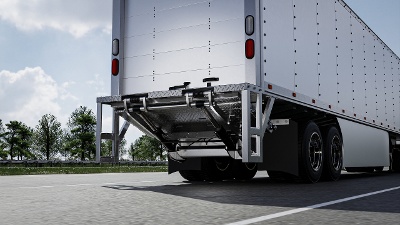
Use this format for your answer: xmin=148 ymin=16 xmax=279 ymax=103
xmin=19 ymin=180 xmax=157 ymax=189
xmin=66 ymin=184 xmax=93 ymax=187
xmin=227 ymin=186 xmax=400 ymax=225
xmin=19 ymin=186 xmax=55 ymax=189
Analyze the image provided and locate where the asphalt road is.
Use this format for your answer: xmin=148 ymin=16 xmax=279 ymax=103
xmin=0 ymin=170 xmax=399 ymax=225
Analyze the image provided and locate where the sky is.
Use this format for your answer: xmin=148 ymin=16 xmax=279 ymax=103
xmin=0 ymin=0 xmax=399 ymax=146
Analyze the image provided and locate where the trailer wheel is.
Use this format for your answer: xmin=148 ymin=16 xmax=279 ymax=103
xmin=179 ymin=170 xmax=204 ymax=182
xmin=391 ymin=148 xmax=400 ymax=172
xmin=199 ymin=158 xmax=235 ymax=182
xmin=299 ymin=121 xmax=323 ymax=183
xmin=322 ymin=126 xmax=343 ymax=181
xmin=214 ymin=158 xmax=234 ymax=180
xmin=233 ymin=162 xmax=257 ymax=180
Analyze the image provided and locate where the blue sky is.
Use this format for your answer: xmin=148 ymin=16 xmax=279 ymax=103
xmin=0 ymin=0 xmax=399 ymax=146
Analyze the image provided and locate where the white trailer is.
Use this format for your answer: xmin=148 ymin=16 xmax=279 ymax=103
xmin=96 ymin=0 xmax=400 ymax=182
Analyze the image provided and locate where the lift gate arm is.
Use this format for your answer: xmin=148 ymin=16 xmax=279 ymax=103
xmin=95 ymin=85 xmax=278 ymax=164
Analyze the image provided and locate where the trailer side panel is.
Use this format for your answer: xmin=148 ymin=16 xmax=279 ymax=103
xmin=262 ymin=0 xmax=400 ymax=132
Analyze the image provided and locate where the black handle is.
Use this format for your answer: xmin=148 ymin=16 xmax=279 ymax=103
xmin=203 ymin=77 xmax=219 ymax=87
xmin=169 ymin=82 xmax=191 ymax=90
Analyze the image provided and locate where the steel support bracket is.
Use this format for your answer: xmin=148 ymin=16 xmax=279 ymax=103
xmin=96 ymin=102 xmax=131 ymax=163
xmin=241 ymin=90 xmax=275 ymax=163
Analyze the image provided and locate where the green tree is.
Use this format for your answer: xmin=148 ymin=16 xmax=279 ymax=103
xmin=119 ymin=139 xmax=128 ymax=159
xmin=101 ymin=138 xmax=127 ymax=160
xmin=67 ymin=106 xmax=96 ymax=160
xmin=0 ymin=119 xmax=3 ymax=134
xmin=61 ymin=129 xmax=72 ymax=160
xmin=33 ymin=114 xmax=63 ymax=160
xmin=3 ymin=121 xmax=33 ymax=160
xmin=3 ymin=121 xmax=21 ymax=160
xmin=0 ymin=119 xmax=7 ymax=159
xmin=129 ymin=135 xmax=166 ymax=161
xmin=16 ymin=124 xmax=33 ymax=160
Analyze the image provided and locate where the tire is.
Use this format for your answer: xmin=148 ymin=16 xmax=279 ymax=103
xmin=322 ymin=126 xmax=343 ymax=181
xmin=374 ymin=167 xmax=384 ymax=172
xmin=391 ymin=148 xmax=400 ymax=172
xmin=179 ymin=170 xmax=204 ymax=181
xmin=233 ymin=162 xmax=257 ymax=180
xmin=202 ymin=157 xmax=235 ymax=182
xmin=214 ymin=157 xmax=234 ymax=180
xmin=299 ymin=121 xmax=324 ymax=183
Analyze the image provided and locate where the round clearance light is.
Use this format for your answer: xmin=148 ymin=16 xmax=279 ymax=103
xmin=245 ymin=15 xmax=254 ymax=36
xmin=112 ymin=39 xmax=119 ymax=56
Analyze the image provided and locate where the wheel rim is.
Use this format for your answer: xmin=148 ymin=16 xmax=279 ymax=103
xmin=245 ymin=163 xmax=257 ymax=170
xmin=330 ymin=135 xmax=342 ymax=171
xmin=215 ymin=158 xmax=230 ymax=171
xmin=308 ymin=132 xmax=323 ymax=172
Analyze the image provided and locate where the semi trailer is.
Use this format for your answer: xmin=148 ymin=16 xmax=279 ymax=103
xmin=96 ymin=0 xmax=400 ymax=183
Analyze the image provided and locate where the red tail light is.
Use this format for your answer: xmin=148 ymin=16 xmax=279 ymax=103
xmin=112 ymin=59 xmax=119 ymax=76
xmin=245 ymin=39 xmax=255 ymax=59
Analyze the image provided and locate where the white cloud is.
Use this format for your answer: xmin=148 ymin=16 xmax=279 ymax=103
xmin=0 ymin=0 xmax=112 ymax=38
xmin=86 ymin=74 xmax=108 ymax=96
xmin=0 ymin=67 xmax=77 ymax=128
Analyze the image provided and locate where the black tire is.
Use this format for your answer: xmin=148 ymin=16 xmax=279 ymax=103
xmin=374 ymin=167 xmax=384 ymax=172
xmin=322 ymin=126 xmax=343 ymax=181
xmin=214 ymin=157 xmax=234 ymax=180
xmin=299 ymin=121 xmax=324 ymax=183
xmin=201 ymin=157 xmax=235 ymax=182
xmin=179 ymin=170 xmax=204 ymax=181
xmin=233 ymin=162 xmax=257 ymax=180
xmin=391 ymin=148 xmax=400 ymax=172
xmin=179 ymin=157 xmax=233 ymax=182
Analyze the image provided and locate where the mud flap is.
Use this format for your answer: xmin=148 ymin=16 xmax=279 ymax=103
xmin=259 ymin=120 xmax=299 ymax=176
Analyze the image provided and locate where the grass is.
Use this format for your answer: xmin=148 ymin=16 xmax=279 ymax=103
xmin=0 ymin=166 xmax=168 ymax=176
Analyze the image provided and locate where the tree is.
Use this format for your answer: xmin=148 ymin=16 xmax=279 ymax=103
xmin=3 ymin=121 xmax=21 ymax=160
xmin=66 ymin=106 xmax=96 ymax=160
xmin=3 ymin=121 xmax=33 ymax=160
xmin=0 ymin=119 xmax=3 ymax=134
xmin=119 ymin=139 xmax=128 ymax=159
xmin=129 ymin=135 xmax=166 ymax=161
xmin=101 ymin=138 xmax=127 ymax=160
xmin=0 ymin=119 xmax=7 ymax=159
xmin=16 ymin=124 xmax=33 ymax=160
xmin=33 ymin=114 xmax=63 ymax=160
xmin=61 ymin=129 xmax=73 ymax=160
